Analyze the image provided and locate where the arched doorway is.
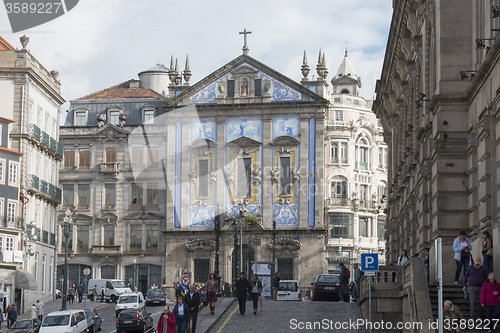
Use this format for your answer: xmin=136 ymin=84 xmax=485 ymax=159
xmin=56 ymin=264 xmax=92 ymax=291
xmin=125 ymin=264 xmax=161 ymax=295
xmin=232 ymin=244 xmax=255 ymax=281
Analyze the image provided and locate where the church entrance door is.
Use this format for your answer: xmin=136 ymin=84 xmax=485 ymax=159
xmin=232 ymin=244 xmax=255 ymax=279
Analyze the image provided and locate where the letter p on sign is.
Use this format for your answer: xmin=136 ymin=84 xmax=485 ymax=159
xmin=360 ymin=253 xmax=379 ymax=272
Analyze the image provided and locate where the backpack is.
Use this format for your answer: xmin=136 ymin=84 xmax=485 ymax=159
xmin=345 ymin=267 xmax=350 ymax=280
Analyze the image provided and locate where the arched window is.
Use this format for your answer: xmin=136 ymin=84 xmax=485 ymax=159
xmin=330 ymin=176 xmax=348 ymax=206
xmin=341 ymin=89 xmax=350 ymax=94
xmin=356 ymin=134 xmax=371 ymax=171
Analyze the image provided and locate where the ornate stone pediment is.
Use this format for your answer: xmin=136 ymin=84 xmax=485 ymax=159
xmin=270 ymin=136 xmax=300 ymax=147
xmin=268 ymin=237 xmax=301 ymax=251
xmin=227 ymin=136 xmax=262 ymax=147
xmin=185 ymin=238 xmax=215 ymax=252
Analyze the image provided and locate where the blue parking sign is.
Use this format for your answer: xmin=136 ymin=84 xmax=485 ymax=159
xmin=361 ymin=253 xmax=379 ymax=271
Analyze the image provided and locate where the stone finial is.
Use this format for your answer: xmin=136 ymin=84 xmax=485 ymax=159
xmin=174 ymin=58 xmax=182 ymax=85
xmin=119 ymin=114 xmax=127 ymax=128
xmin=316 ymin=49 xmax=326 ymax=78
xmin=97 ymin=114 xmax=105 ymax=127
xmin=168 ymin=55 xmax=176 ymax=83
xmin=50 ymin=70 xmax=59 ymax=79
xmin=321 ymin=52 xmax=328 ymax=79
xmin=183 ymin=54 xmax=192 ymax=84
xmin=301 ymin=50 xmax=310 ymax=78
xmin=20 ymin=35 xmax=29 ymax=49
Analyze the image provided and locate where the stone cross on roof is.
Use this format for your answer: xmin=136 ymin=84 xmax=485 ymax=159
xmin=239 ymin=28 xmax=252 ymax=55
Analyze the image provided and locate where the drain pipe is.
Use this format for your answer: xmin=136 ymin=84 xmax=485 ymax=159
xmin=20 ymin=193 xmax=29 ymax=253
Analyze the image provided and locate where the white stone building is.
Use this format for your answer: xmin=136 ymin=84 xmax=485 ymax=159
xmin=324 ymin=52 xmax=387 ymax=272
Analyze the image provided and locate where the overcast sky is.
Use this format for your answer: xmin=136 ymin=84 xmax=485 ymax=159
xmin=0 ymin=0 xmax=392 ymax=115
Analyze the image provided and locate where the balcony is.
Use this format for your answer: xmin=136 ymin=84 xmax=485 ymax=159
xmin=358 ymin=200 xmax=376 ymax=211
xmin=27 ymin=174 xmax=62 ymax=205
xmin=357 ymin=162 xmax=371 ymax=171
xmin=91 ymin=245 xmax=121 ymax=255
xmin=329 ymin=198 xmax=350 ymax=207
xmin=1 ymin=217 xmax=23 ymax=229
xmin=99 ymin=162 xmax=120 ymax=176
xmin=27 ymin=124 xmax=63 ymax=160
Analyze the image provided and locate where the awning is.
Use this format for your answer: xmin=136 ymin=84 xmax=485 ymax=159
xmin=15 ymin=270 xmax=37 ymax=290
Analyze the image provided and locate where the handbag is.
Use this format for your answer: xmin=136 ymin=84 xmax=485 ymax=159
xmin=487 ymin=248 xmax=493 ymax=256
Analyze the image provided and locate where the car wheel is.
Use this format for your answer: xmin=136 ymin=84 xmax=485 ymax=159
xmin=111 ymin=295 xmax=117 ymax=303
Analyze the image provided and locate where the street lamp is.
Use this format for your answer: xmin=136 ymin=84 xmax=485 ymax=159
xmin=23 ymin=220 xmax=37 ymax=258
xmin=272 ymin=218 xmax=277 ymax=264
xmin=133 ymin=258 xmax=137 ymax=292
xmin=61 ymin=209 xmax=73 ymax=311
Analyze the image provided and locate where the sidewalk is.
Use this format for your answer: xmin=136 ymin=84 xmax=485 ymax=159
xmin=195 ymin=297 xmax=237 ymax=333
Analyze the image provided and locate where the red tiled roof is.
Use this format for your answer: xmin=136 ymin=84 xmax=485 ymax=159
xmin=0 ymin=116 xmax=16 ymax=123
xmin=0 ymin=147 xmax=22 ymax=156
xmin=76 ymin=80 xmax=164 ymax=100
xmin=0 ymin=36 xmax=15 ymax=51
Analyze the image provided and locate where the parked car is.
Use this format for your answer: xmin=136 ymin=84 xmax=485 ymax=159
xmin=39 ymin=309 xmax=88 ymax=333
xmin=116 ymin=309 xmax=154 ymax=333
xmin=83 ymin=308 xmax=103 ymax=333
xmin=8 ymin=318 xmax=41 ymax=333
xmin=87 ymin=279 xmax=132 ymax=303
xmin=311 ymin=274 xmax=349 ymax=302
xmin=115 ymin=292 xmax=146 ymax=317
xmin=145 ymin=289 xmax=166 ymax=306
xmin=276 ymin=280 xmax=301 ymax=301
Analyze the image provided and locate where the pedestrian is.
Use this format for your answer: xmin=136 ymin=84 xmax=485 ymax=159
xmin=424 ymin=248 xmax=430 ymax=283
xmin=462 ymin=256 xmax=487 ymax=319
xmin=5 ymin=304 xmax=10 ymax=329
xmin=77 ymin=282 xmax=83 ymax=303
xmin=482 ymin=230 xmax=493 ymax=275
xmin=453 ymin=231 xmax=472 ymax=284
xmin=35 ymin=300 xmax=44 ymax=322
xmin=6 ymin=305 xmax=16 ymax=328
xmin=30 ymin=304 xmax=37 ymax=320
xmin=480 ymin=272 xmax=500 ymax=333
xmin=272 ymin=272 xmax=280 ymax=301
xmin=234 ymin=272 xmax=250 ymax=315
xmin=68 ymin=284 xmax=75 ymax=304
xmin=157 ymin=305 xmax=175 ymax=333
xmin=92 ymin=285 xmax=98 ymax=301
xmin=100 ymin=286 xmax=105 ymax=302
xmin=175 ymin=283 xmax=182 ymax=299
xmin=352 ymin=263 xmax=361 ymax=302
xmin=205 ymin=273 xmax=219 ymax=315
xmin=397 ymin=249 xmax=410 ymax=266
xmin=443 ymin=300 xmax=464 ymax=332
xmin=184 ymin=285 xmax=200 ymax=333
xmin=338 ymin=263 xmax=352 ymax=302
xmin=250 ymin=274 xmax=262 ymax=315
xmin=0 ymin=308 xmax=4 ymax=333
xmin=172 ymin=297 xmax=190 ymax=333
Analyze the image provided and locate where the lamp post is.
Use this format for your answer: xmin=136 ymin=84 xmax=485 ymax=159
xmin=272 ymin=218 xmax=277 ymax=264
xmin=214 ymin=208 xmax=221 ymax=295
xmin=133 ymin=259 xmax=137 ymax=292
xmin=61 ymin=209 xmax=73 ymax=311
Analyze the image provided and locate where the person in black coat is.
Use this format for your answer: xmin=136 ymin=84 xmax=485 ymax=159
xmin=234 ymin=272 xmax=250 ymax=315
xmin=172 ymin=297 xmax=190 ymax=333
xmin=184 ymin=285 xmax=201 ymax=333
xmin=175 ymin=282 xmax=182 ymax=298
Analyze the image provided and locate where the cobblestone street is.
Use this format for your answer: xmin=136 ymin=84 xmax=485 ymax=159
xmin=211 ymin=300 xmax=364 ymax=333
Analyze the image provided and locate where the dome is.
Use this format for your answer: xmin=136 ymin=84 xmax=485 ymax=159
xmin=138 ymin=63 xmax=170 ymax=76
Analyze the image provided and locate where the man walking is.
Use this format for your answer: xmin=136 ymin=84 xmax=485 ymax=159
xmin=234 ymin=272 xmax=250 ymax=315
xmin=338 ymin=263 xmax=351 ymax=302
xmin=92 ymin=285 xmax=98 ymax=301
xmin=462 ymin=256 xmax=487 ymax=319
xmin=352 ymin=264 xmax=361 ymax=302
xmin=272 ymin=272 xmax=280 ymax=301
xmin=6 ymin=305 xmax=16 ymax=328
xmin=77 ymin=283 xmax=83 ymax=303
xmin=184 ymin=285 xmax=201 ymax=333
xmin=443 ymin=300 xmax=464 ymax=332
xmin=35 ymin=300 xmax=44 ymax=322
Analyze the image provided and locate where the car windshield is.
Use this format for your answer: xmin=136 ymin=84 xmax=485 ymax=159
xmin=119 ymin=296 xmax=137 ymax=303
xmin=147 ymin=290 xmax=164 ymax=297
xmin=112 ymin=281 xmax=127 ymax=288
xmin=119 ymin=311 xmax=138 ymax=320
xmin=11 ymin=320 xmax=32 ymax=329
xmin=316 ymin=275 xmax=340 ymax=283
xmin=42 ymin=315 xmax=70 ymax=327
xmin=279 ymin=282 xmax=298 ymax=292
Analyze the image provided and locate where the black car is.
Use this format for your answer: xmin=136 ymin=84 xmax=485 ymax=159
xmin=84 ymin=308 xmax=103 ymax=333
xmin=145 ymin=289 xmax=166 ymax=306
xmin=116 ymin=309 xmax=154 ymax=333
xmin=311 ymin=274 xmax=349 ymax=302
xmin=8 ymin=318 xmax=41 ymax=333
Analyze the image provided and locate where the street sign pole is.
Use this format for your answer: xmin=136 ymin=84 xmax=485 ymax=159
xmin=369 ymin=276 xmax=372 ymax=333
xmin=361 ymin=253 xmax=378 ymax=333
xmin=83 ymin=267 xmax=90 ymax=308
xmin=435 ymin=238 xmax=443 ymax=333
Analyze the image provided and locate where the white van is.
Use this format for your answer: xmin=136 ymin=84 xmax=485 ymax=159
xmin=39 ymin=309 xmax=87 ymax=333
xmin=115 ymin=292 xmax=146 ymax=317
xmin=277 ymin=280 xmax=301 ymax=301
xmin=87 ymin=279 xmax=132 ymax=303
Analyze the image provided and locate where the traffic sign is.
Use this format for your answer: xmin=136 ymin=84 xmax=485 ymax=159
xmin=182 ymin=276 xmax=191 ymax=286
xmin=182 ymin=266 xmax=190 ymax=275
xmin=361 ymin=253 xmax=379 ymax=272
xmin=83 ymin=267 xmax=90 ymax=276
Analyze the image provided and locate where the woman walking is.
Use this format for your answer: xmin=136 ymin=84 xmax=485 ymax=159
xmin=172 ymin=297 xmax=190 ymax=333
xmin=250 ymin=274 xmax=263 ymax=315
xmin=157 ymin=305 xmax=175 ymax=333
xmin=482 ymin=231 xmax=493 ymax=275
xmin=480 ymin=273 xmax=500 ymax=332
xmin=68 ymin=284 xmax=75 ymax=304
xmin=206 ymin=273 xmax=219 ymax=315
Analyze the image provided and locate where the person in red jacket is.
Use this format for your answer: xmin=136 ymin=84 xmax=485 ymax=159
xmin=157 ymin=305 xmax=176 ymax=333
xmin=480 ymin=273 xmax=500 ymax=332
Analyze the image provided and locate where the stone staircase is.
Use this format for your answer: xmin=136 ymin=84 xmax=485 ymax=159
xmin=428 ymin=283 xmax=485 ymax=321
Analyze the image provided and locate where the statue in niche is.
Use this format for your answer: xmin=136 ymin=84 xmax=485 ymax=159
xmin=241 ymin=81 xmax=248 ymax=96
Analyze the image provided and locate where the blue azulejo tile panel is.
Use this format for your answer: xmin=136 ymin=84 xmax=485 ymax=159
xmin=226 ymin=118 xmax=263 ymax=143
xmin=273 ymin=204 xmax=299 ymax=227
xmin=260 ymin=73 xmax=302 ymax=102
xmin=272 ymin=117 xmax=300 ymax=140
xmin=190 ymin=120 xmax=216 ymax=143
xmin=191 ymin=205 xmax=215 ymax=228
xmin=228 ymin=204 xmax=260 ymax=218
xmin=307 ymin=116 xmax=316 ymax=228
xmin=189 ymin=75 xmax=228 ymax=105
xmin=174 ymin=120 xmax=182 ymax=228
xmin=307 ymin=85 xmax=317 ymax=101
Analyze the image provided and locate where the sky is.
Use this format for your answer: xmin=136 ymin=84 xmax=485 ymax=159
xmin=0 ymin=0 xmax=393 ymax=117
